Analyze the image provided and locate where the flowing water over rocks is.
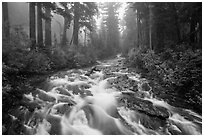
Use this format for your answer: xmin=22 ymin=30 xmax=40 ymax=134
xmin=7 ymin=55 xmax=202 ymax=135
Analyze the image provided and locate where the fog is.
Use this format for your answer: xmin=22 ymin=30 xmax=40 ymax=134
xmin=8 ymin=2 xmax=73 ymax=43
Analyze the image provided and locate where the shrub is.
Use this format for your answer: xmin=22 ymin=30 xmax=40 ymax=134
xmin=126 ymin=45 xmax=202 ymax=113
xmin=3 ymin=26 xmax=31 ymax=71
xmin=24 ymin=50 xmax=51 ymax=73
xmin=50 ymin=46 xmax=77 ymax=69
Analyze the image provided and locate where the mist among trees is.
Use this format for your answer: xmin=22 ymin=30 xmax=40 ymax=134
xmin=2 ymin=2 xmax=202 ymax=135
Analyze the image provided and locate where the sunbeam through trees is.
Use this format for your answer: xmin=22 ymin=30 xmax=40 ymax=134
xmin=2 ymin=1 xmax=202 ymax=135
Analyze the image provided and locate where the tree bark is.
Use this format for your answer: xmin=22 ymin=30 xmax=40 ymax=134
xmin=136 ymin=11 xmax=140 ymax=48
xmin=2 ymin=2 xmax=10 ymax=39
xmin=190 ymin=12 xmax=196 ymax=44
xmin=37 ymin=3 xmax=43 ymax=46
xmin=84 ymin=27 xmax=87 ymax=46
xmin=45 ymin=7 xmax=52 ymax=51
xmin=170 ymin=3 xmax=181 ymax=42
xmin=154 ymin=3 xmax=164 ymax=52
xmin=61 ymin=8 xmax=69 ymax=46
xmin=199 ymin=17 xmax=202 ymax=47
xmin=149 ymin=4 xmax=152 ymax=50
xmin=73 ymin=2 xmax=80 ymax=47
xmin=29 ymin=2 xmax=36 ymax=49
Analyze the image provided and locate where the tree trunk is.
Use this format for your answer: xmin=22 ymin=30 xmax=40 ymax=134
xmin=149 ymin=4 xmax=152 ymax=50
xmin=73 ymin=2 xmax=80 ymax=47
xmin=175 ymin=17 xmax=181 ymax=42
xmin=199 ymin=17 xmax=202 ymax=48
xmin=61 ymin=10 xmax=68 ymax=46
xmin=154 ymin=3 xmax=164 ymax=53
xmin=2 ymin=2 xmax=10 ymax=39
xmin=171 ymin=3 xmax=181 ymax=42
xmin=155 ymin=23 xmax=164 ymax=52
xmin=136 ymin=11 xmax=140 ymax=48
xmin=37 ymin=3 xmax=43 ymax=47
xmin=29 ymin=2 xmax=36 ymax=49
xmin=45 ymin=7 xmax=52 ymax=52
xmin=190 ymin=14 xmax=196 ymax=44
xmin=144 ymin=18 xmax=149 ymax=49
xmin=84 ymin=27 xmax=86 ymax=46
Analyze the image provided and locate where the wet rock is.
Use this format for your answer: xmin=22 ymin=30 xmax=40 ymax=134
xmin=140 ymin=82 xmax=151 ymax=91
xmin=103 ymin=72 xmax=116 ymax=79
xmin=55 ymin=71 xmax=68 ymax=78
xmin=35 ymin=89 xmax=56 ymax=102
xmin=57 ymin=95 xmax=73 ymax=103
xmin=129 ymin=84 xmax=138 ymax=92
xmin=108 ymin=75 xmax=139 ymax=92
xmin=65 ymin=85 xmax=92 ymax=97
xmin=134 ymin=91 xmax=148 ymax=98
xmin=85 ymin=66 xmax=101 ymax=76
xmin=55 ymin=87 xmax=72 ymax=96
xmin=20 ymin=100 xmax=41 ymax=111
xmin=118 ymin=94 xmax=169 ymax=119
xmin=119 ymin=75 xmax=129 ymax=80
xmin=52 ymin=103 xmax=73 ymax=115
xmin=81 ymin=90 xmax=93 ymax=97
xmin=66 ymin=85 xmax=82 ymax=95
xmin=121 ymin=90 xmax=135 ymax=96
xmin=8 ymin=107 xmax=28 ymax=122
xmin=168 ymin=124 xmax=182 ymax=135
xmin=133 ymin=111 xmax=167 ymax=130
xmin=71 ymin=69 xmax=83 ymax=74
xmin=79 ymin=75 xmax=89 ymax=81
xmin=79 ymin=84 xmax=91 ymax=90
xmin=134 ymin=89 xmax=153 ymax=98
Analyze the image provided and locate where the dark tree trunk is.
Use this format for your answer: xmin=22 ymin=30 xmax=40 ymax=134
xmin=190 ymin=15 xmax=196 ymax=44
xmin=171 ymin=3 xmax=181 ymax=42
xmin=45 ymin=7 xmax=52 ymax=52
xmin=29 ymin=2 xmax=36 ymax=49
xmin=154 ymin=3 xmax=164 ymax=53
xmin=84 ymin=27 xmax=86 ymax=46
xmin=2 ymin=2 xmax=10 ymax=39
xmin=199 ymin=17 xmax=202 ymax=47
xmin=149 ymin=4 xmax=152 ymax=50
xmin=136 ymin=12 xmax=140 ymax=48
xmin=155 ymin=23 xmax=164 ymax=53
xmin=73 ymin=2 xmax=80 ymax=47
xmin=61 ymin=9 xmax=68 ymax=46
xmin=37 ymin=3 xmax=43 ymax=47
xmin=175 ymin=18 xmax=181 ymax=42
xmin=144 ymin=18 xmax=149 ymax=48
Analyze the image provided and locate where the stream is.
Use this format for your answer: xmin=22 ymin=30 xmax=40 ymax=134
xmin=9 ymin=55 xmax=202 ymax=135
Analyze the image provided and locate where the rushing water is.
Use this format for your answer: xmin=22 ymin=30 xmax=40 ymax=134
xmin=20 ymin=55 xmax=202 ymax=135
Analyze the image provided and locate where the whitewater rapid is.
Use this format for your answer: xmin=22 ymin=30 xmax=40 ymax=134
xmin=21 ymin=55 xmax=202 ymax=135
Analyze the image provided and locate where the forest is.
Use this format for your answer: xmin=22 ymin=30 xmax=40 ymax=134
xmin=2 ymin=2 xmax=202 ymax=135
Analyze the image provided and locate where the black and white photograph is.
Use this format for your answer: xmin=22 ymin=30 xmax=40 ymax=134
xmin=2 ymin=1 xmax=202 ymax=135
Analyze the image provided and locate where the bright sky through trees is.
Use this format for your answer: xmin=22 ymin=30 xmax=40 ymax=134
xmin=94 ymin=2 xmax=128 ymax=33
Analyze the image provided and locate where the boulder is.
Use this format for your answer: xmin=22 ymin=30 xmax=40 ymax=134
xmin=81 ymin=90 xmax=93 ymax=97
xmin=55 ymin=87 xmax=72 ymax=96
xmin=133 ymin=111 xmax=167 ymax=130
xmin=66 ymin=85 xmax=83 ymax=95
xmin=118 ymin=94 xmax=169 ymax=119
xmin=108 ymin=75 xmax=139 ymax=92
xmin=36 ymin=89 xmax=56 ymax=102
xmin=52 ymin=103 xmax=73 ymax=115
xmin=103 ymin=72 xmax=116 ymax=79
xmin=168 ymin=124 xmax=182 ymax=135
xmin=140 ymin=82 xmax=151 ymax=91
xmin=85 ymin=66 xmax=101 ymax=76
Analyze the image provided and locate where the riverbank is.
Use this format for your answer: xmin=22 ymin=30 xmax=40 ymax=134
xmin=2 ymin=55 xmax=202 ymax=135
